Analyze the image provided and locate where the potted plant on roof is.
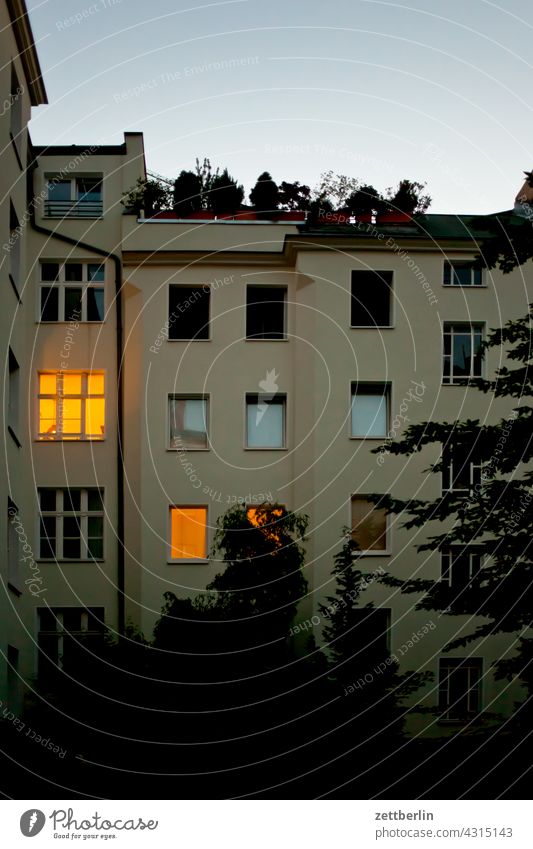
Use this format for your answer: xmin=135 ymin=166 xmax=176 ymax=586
xmin=346 ymin=184 xmax=380 ymax=223
xmin=377 ymin=180 xmax=431 ymax=224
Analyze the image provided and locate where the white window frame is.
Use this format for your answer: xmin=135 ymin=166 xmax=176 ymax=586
xmin=245 ymin=393 xmax=287 ymax=450
xmin=443 ymin=259 xmax=484 ymax=287
xmin=168 ymin=505 xmax=209 ymax=563
xmin=167 ymin=394 xmax=210 ymax=451
xmin=441 ymin=547 xmax=483 ymax=589
xmin=442 ymin=322 xmax=484 ymax=385
xmin=441 ymin=445 xmax=482 ymax=496
xmin=245 ymin=284 xmax=288 ymax=341
xmin=7 ymin=498 xmax=21 ymax=593
xmin=37 ymin=371 xmax=105 ymax=441
xmin=438 ymin=657 xmax=483 ymax=722
xmin=39 ymin=261 xmax=105 ymax=322
xmin=350 ymin=382 xmax=391 ymax=439
xmin=44 ymin=175 xmax=103 ymax=218
xmin=350 ymin=494 xmax=391 ymax=555
xmin=38 ymin=488 xmax=104 ymax=562
xmin=37 ymin=606 xmax=105 ymax=673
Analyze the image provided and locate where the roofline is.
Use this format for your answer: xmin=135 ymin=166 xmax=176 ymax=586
xmin=6 ymin=0 xmax=47 ymax=105
xmin=33 ymin=144 xmax=128 ymax=156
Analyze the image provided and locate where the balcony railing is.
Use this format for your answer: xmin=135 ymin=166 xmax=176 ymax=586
xmin=44 ymin=199 xmax=103 ymax=218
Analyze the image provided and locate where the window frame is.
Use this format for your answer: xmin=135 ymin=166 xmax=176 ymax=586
xmin=245 ymin=392 xmax=287 ymax=450
xmin=350 ymin=494 xmax=391 ymax=555
xmin=350 ymin=269 xmax=394 ymax=329
xmin=7 ymin=498 xmax=22 ymax=593
xmin=245 ymin=284 xmax=288 ymax=341
xmin=38 ymin=260 xmax=106 ymax=323
xmin=440 ymin=547 xmax=483 ymax=593
xmin=37 ymin=371 xmax=106 ymax=441
xmin=9 ymin=201 xmax=21 ymax=291
xmin=438 ymin=657 xmax=483 ymax=722
xmin=8 ymin=348 xmax=20 ymax=445
xmin=44 ymin=175 xmax=104 ymax=219
xmin=37 ymin=606 xmax=105 ymax=677
xmin=167 ymin=394 xmax=210 ymax=451
xmin=168 ymin=505 xmax=209 ymax=563
xmin=167 ymin=284 xmax=211 ymax=341
xmin=443 ymin=259 xmax=485 ymax=288
xmin=9 ymin=64 xmax=23 ymax=160
xmin=442 ymin=322 xmax=484 ymax=385
xmin=37 ymin=487 xmax=105 ymax=562
xmin=441 ymin=443 xmax=483 ymax=496
xmin=350 ymin=381 xmax=391 ymax=439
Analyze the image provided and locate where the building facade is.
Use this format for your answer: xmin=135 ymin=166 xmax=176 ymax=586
xmin=1 ymin=0 xmax=531 ymax=736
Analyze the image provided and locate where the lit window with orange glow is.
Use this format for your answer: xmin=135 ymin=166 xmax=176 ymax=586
xmin=38 ymin=372 xmax=105 ymax=440
xmin=247 ymin=505 xmax=284 ymax=546
xmin=170 ymin=507 xmax=207 ymax=560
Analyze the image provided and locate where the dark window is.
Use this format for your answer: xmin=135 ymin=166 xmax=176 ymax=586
xmin=64 ymin=288 xmax=82 ymax=320
xmin=351 ymin=270 xmax=392 ymax=326
xmin=246 ymin=286 xmax=287 ymax=339
xmin=442 ymin=442 xmax=482 ymax=495
xmin=441 ymin=548 xmax=482 ymax=598
xmin=168 ymin=286 xmax=210 ymax=340
xmin=443 ymin=261 xmax=483 ymax=287
xmin=37 ymin=607 xmax=105 ymax=681
xmin=38 ymin=487 xmax=104 ymax=560
xmin=439 ymin=658 xmax=482 ymax=720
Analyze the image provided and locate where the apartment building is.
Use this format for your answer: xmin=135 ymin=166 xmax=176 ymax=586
xmin=1 ymin=0 xmax=531 ymax=736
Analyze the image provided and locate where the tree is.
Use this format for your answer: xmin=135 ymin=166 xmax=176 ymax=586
xmin=249 ymin=171 xmax=280 ymax=217
xmin=208 ymin=168 xmax=244 ymax=214
xmin=173 ymin=170 xmax=202 ymax=216
xmin=121 ymin=177 xmax=172 ymax=216
xmin=368 ymin=307 xmax=533 ymax=693
xmin=312 ymin=171 xmax=359 ymax=208
xmin=278 ymin=180 xmax=311 ymax=211
xmin=384 ymin=179 xmax=431 ymax=214
xmin=195 ymin=156 xmax=218 ymax=208
xmin=346 ymin=184 xmax=381 ymax=216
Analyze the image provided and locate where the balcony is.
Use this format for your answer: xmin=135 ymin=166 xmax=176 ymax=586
xmin=44 ymin=199 xmax=103 ymax=218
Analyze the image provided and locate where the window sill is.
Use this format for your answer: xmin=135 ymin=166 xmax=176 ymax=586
xmin=43 ymin=216 xmax=104 ymax=221
xmin=350 ymin=436 xmax=388 ymax=441
xmin=8 ymin=582 xmax=22 ymax=597
xmin=35 ymin=438 xmax=106 ymax=443
xmin=441 ymin=380 xmax=483 ymax=386
xmin=37 ymin=320 xmax=106 ymax=325
xmin=442 ymin=285 xmax=487 ymax=289
xmin=244 ymin=446 xmax=288 ymax=451
xmin=167 ymin=447 xmax=210 ymax=452
xmin=167 ymin=559 xmax=209 ymax=565
xmin=37 ymin=559 xmax=105 ymax=564
xmin=245 ymin=338 xmax=289 ymax=342
xmin=357 ymin=550 xmax=391 ymax=556
xmin=167 ymin=338 xmax=211 ymax=343
xmin=350 ymin=325 xmax=394 ymax=330
xmin=8 ymin=426 xmax=21 ymax=448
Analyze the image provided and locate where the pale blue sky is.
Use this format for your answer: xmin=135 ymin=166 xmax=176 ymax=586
xmin=25 ymin=0 xmax=533 ymax=213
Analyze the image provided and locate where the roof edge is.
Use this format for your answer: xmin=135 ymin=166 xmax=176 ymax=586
xmin=6 ymin=0 xmax=48 ymax=105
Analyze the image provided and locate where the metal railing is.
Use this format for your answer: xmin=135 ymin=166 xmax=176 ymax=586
xmin=44 ymin=200 xmax=103 ymax=218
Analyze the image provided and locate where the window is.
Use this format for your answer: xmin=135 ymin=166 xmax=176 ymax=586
xmin=351 ymin=383 xmax=390 ymax=438
xmin=439 ymin=658 xmax=482 ymax=721
xmin=38 ymin=372 xmax=105 ymax=440
xmin=37 ymin=607 xmax=104 ymax=679
xmin=38 ymin=488 xmax=104 ymax=560
xmin=9 ymin=202 xmax=21 ymax=287
xmin=10 ymin=65 xmax=22 ymax=154
xmin=39 ymin=261 xmax=105 ymax=322
xmin=169 ymin=395 xmax=208 ymax=449
xmin=351 ymin=270 xmax=392 ymax=327
xmin=443 ymin=260 xmax=483 ymax=287
xmin=246 ymin=393 xmax=286 ymax=448
xmin=351 ymin=496 xmax=388 ymax=552
xmin=44 ymin=176 xmax=103 ymax=218
xmin=8 ymin=349 xmax=20 ymax=441
xmin=350 ymin=607 xmax=391 ymax=655
xmin=7 ymin=645 xmax=20 ymax=712
xmin=168 ymin=285 xmax=210 ymax=340
xmin=443 ymin=323 xmax=483 ymax=384
xmin=441 ymin=548 xmax=482 ymax=594
xmin=7 ymin=498 xmax=21 ymax=592
xmin=247 ymin=505 xmax=284 ymax=546
xmin=170 ymin=506 xmax=207 ymax=560
xmin=246 ymin=286 xmax=287 ymax=339
xmin=442 ymin=443 xmax=482 ymax=495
